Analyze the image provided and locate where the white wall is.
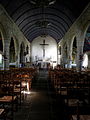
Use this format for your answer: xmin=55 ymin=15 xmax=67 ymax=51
xmin=31 ymin=36 xmax=57 ymax=66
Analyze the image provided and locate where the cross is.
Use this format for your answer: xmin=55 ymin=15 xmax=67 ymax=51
xmin=40 ymin=39 xmax=49 ymax=59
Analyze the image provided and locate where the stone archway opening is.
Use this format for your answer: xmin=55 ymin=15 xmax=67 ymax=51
xmin=9 ymin=37 xmax=16 ymax=68
xmin=20 ymin=42 xmax=25 ymax=67
xmin=71 ymin=36 xmax=77 ymax=68
xmin=72 ymin=37 xmax=77 ymax=64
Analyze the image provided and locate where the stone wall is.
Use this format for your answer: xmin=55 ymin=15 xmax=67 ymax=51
xmin=0 ymin=4 xmax=30 ymax=69
xmin=58 ymin=2 xmax=90 ymax=70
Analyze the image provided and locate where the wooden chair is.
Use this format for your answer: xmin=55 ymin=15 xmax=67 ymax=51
xmin=0 ymin=70 xmax=18 ymax=120
xmin=0 ymin=108 xmax=6 ymax=120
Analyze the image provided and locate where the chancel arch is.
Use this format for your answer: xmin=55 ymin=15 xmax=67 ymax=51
xmin=31 ymin=35 xmax=57 ymax=68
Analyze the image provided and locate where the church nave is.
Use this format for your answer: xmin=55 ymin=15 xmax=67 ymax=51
xmin=1 ymin=1 xmax=90 ymax=120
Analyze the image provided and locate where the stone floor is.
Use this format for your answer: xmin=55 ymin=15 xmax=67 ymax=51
xmin=13 ymin=70 xmax=69 ymax=120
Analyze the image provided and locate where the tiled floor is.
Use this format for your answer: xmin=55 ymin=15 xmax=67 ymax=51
xmin=13 ymin=70 xmax=69 ymax=120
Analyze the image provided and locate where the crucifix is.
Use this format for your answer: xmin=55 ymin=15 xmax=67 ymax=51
xmin=40 ymin=39 xmax=49 ymax=59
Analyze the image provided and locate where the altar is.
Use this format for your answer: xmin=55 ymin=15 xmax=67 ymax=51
xmin=37 ymin=61 xmax=50 ymax=69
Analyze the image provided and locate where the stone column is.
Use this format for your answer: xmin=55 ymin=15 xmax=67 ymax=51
xmin=15 ymin=43 xmax=20 ymax=68
xmin=4 ymin=39 xmax=10 ymax=70
xmin=61 ymin=45 xmax=67 ymax=68
xmin=67 ymin=43 xmax=72 ymax=68
xmin=15 ymin=53 xmax=19 ymax=68
xmin=23 ymin=48 xmax=26 ymax=63
xmin=76 ymin=33 xmax=84 ymax=71
xmin=57 ymin=45 xmax=60 ymax=64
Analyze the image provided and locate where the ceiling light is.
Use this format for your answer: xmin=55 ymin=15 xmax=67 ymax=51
xmin=30 ymin=0 xmax=56 ymax=7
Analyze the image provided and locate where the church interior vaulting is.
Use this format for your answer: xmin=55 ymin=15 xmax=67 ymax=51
xmin=0 ymin=0 xmax=90 ymax=120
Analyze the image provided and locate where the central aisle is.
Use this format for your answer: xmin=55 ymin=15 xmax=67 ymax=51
xmin=29 ymin=70 xmax=54 ymax=120
xmin=14 ymin=70 xmax=68 ymax=120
